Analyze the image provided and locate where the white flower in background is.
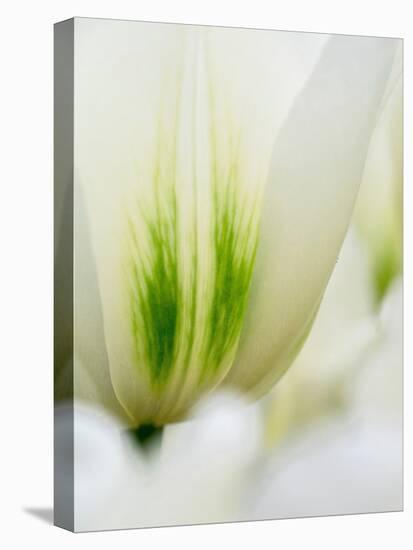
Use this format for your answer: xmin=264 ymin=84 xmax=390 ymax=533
xmin=352 ymin=277 xmax=402 ymax=423
xmin=63 ymin=19 xmax=399 ymax=428
xmin=244 ymin=422 xmax=402 ymax=520
xmin=353 ymin=44 xmax=402 ymax=302
xmin=243 ymin=277 xmax=402 ymax=521
xmin=263 ymin=227 xmax=378 ymax=445
xmin=55 ymin=393 xmax=262 ymax=531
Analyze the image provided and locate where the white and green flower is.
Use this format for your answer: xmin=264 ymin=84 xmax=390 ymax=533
xmin=67 ymin=21 xmax=398 ymax=427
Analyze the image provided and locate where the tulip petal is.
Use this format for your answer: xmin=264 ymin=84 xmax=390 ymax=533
xmin=227 ymin=35 xmax=399 ymax=394
xmin=75 ymin=21 xmax=326 ymax=425
xmin=75 ymin=21 xmax=188 ymax=424
xmin=74 ymin=183 xmax=129 ymax=422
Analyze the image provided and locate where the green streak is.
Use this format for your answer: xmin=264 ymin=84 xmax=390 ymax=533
xmin=373 ymin=240 xmax=402 ymax=304
xmin=127 ymin=67 xmax=262 ymax=391
xmin=203 ymin=156 xmax=259 ymax=377
xmin=130 ymin=182 xmax=180 ymax=386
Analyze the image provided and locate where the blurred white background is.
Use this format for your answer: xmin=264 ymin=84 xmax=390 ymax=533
xmin=0 ymin=1 xmax=411 ymax=549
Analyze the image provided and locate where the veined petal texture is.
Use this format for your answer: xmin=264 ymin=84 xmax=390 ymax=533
xmin=74 ymin=20 xmax=397 ymax=425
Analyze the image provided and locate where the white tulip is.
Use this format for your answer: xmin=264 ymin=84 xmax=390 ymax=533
xmin=72 ymin=19 xmax=398 ymax=426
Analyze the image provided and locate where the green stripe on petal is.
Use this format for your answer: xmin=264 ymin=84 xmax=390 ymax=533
xmin=203 ymin=137 xmax=260 ymax=378
xmin=127 ymin=62 xmax=262 ymax=391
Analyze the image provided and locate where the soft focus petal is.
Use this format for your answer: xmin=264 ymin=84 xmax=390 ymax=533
xmin=352 ymin=277 xmax=403 ymax=421
xmin=263 ymin=228 xmax=377 ymax=444
xmin=243 ymin=277 xmax=402 ymax=521
xmin=228 ymin=35 xmax=398 ymax=394
xmin=155 ymin=392 xmax=263 ymax=525
xmin=244 ymin=422 xmax=402 ymax=520
xmin=55 ymin=403 xmax=137 ymax=531
xmin=353 ymin=44 xmax=402 ymax=301
xmin=71 ymin=393 xmax=262 ymax=531
xmin=74 ymin=184 xmax=128 ymax=422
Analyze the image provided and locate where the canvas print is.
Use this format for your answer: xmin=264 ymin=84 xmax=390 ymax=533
xmin=54 ymin=17 xmax=403 ymax=532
